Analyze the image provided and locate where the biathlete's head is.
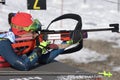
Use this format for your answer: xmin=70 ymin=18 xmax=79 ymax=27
xmin=9 ymin=12 xmax=41 ymax=36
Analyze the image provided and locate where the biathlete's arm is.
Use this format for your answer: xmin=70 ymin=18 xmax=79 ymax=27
xmin=0 ymin=38 xmax=41 ymax=71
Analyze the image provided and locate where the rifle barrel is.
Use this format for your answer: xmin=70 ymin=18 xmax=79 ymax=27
xmin=82 ymin=28 xmax=114 ymax=32
xmin=41 ymin=27 xmax=114 ymax=33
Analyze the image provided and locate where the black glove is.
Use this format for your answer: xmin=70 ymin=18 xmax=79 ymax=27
xmin=33 ymin=47 xmax=42 ymax=57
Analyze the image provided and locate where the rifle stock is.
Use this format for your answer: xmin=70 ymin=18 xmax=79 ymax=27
xmin=40 ymin=30 xmax=88 ymax=41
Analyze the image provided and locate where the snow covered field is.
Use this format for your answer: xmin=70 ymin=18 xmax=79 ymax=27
xmin=0 ymin=0 xmax=120 ymax=71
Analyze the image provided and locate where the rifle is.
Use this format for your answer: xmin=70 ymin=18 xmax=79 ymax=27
xmin=38 ymin=23 xmax=119 ymax=52
xmin=38 ymin=13 xmax=119 ymax=54
xmin=40 ymin=24 xmax=119 ymax=42
xmin=39 ymin=13 xmax=119 ymax=42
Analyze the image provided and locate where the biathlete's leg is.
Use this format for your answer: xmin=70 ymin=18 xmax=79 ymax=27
xmin=0 ymin=38 xmax=40 ymax=71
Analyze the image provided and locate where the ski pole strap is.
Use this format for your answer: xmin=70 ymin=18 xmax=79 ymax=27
xmin=46 ymin=13 xmax=82 ymax=30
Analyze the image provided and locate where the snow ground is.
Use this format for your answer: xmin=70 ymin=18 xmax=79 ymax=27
xmin=0 ymin=0 xmax=120 ymax=65
xmin=56 ymin=48 xmax=108 ymax=64
xmin=112 ymin=66 xmax=120 ymax=72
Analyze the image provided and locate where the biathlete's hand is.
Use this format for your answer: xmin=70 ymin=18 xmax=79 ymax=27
xmin=38 ymin=41 xmax=51 ymax=54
